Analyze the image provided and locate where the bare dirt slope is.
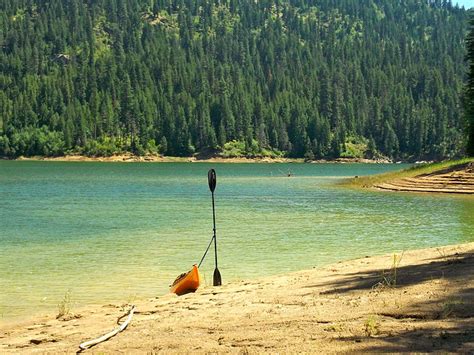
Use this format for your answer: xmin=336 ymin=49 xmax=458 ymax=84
xmin=1 ymin=243 xmax=473 ymax=353
xmin=376 ymin=162 xmax=474 ymax=194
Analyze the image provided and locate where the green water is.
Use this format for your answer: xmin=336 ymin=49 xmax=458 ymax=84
xmin=1 ymin=161 xmax=473 ymax=321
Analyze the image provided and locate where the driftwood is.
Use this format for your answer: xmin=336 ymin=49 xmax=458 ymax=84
xmin=79 ymin=305 xmax=135 ymax=351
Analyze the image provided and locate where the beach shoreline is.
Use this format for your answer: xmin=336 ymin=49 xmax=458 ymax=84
xmin=6 ymin=154 xmax=394 ymax=164
xmin=343 ymin=158 xmax=474 ymax=195
xmin=1 ymin=242 xmax=473 ymax=353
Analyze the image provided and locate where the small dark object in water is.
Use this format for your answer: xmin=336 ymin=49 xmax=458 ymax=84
xmin=355 ymin=176 xmax=359 ymax=178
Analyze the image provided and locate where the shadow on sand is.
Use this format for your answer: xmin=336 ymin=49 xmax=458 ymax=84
xmin=310 ymin=248 xmax=474 ymax=352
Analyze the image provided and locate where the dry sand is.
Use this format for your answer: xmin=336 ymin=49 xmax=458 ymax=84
xmin=1 ymin=243 xmax=473 ymax=353
xmin=15 ymin=154 xmax=298 ymax=163
xmin=14 ymin=154 xmax=392 ymax=164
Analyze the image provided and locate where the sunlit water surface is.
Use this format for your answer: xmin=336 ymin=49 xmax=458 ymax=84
xmin=0 ymin=161 xmax=473 ymax=320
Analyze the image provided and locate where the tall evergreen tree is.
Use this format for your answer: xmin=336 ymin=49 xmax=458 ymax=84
xmin=465 ymin=12 xmax=474 ymax=156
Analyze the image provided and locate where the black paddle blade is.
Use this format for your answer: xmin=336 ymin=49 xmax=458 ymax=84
xmin=213 ymin=268 xmax=222 ymax=286
xmin=208 ymin=169 xmax=216 ymax=192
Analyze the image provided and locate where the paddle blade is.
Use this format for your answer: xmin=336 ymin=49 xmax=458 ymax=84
xmin=213 ymin=268 xmax=222 ymax=286
xmin=208 ymin=169 xmax=216 ymax=192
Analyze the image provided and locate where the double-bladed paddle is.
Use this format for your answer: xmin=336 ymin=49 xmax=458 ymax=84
xmin=208 ymin=169 xmax=222 ymax=286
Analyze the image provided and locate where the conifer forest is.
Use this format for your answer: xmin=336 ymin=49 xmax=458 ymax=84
xmin=0 ymin=0 xmax=470 ymax=160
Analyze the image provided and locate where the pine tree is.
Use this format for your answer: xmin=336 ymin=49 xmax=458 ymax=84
xmin=0 ymin=0 xmax=469 ymax=159
xmin=465 ymin=12 xmax=474 ymax=156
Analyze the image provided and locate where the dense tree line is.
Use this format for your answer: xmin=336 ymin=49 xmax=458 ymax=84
xmin=465 ymin=10 xmax=474 ymax=157
xmin=0 ymin=0 xmax=469 ymax=160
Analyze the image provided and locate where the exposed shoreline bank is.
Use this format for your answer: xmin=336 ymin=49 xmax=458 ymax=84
xmin=5 ymin=154 xmax=396 ymax=164
xmin=1 ymin=242 xmax=473 ymax=353
xmin=343 ymin=158 xmax=474 ymax=195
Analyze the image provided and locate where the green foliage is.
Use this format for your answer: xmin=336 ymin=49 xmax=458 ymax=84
xmin=3 ymin=127 xmax=65 ymax=157
xmin=221 ymin=139 xmax=283 ymax=158
xmin=221 ymin=140 xmax=246 ymax=158
xmin=465 ymin=12 xmax=474 ymax=157
xmin=57 ymin=289 xmax=72 ymax=319
xmin=159 ymin=136 xmax=168 ymax=155
xmin=261 ymin=147 xmax=285 ymax=159
xmin=0 ymin=136 xmax=11 ymax=157
xmin=340 ymin=136 xmax=368 ymax=159
xmin=364 ymin=315 xmax=380 ymax=337
xmin=82 ymin=137 xmax=121 ymax=157
xmin=146 ymin=139 xmax=158 ymax=155
xmin=0 ymin=0 xmax=469 ymax=160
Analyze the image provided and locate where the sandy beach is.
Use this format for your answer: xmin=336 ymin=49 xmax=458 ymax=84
xmin=14 ymin=154 xmax=299 ymax=163
xmin=12 ymin=154 xmax=393 ymax=164
xmin=1 ymin=242 xmax=473 ymax=353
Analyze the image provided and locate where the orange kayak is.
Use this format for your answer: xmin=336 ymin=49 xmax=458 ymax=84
xmin=170 ymin=265 xmax=200 ymax=296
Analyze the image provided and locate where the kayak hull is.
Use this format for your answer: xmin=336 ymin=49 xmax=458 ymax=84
xmin=170 ymin=265 xmax=200 ymax=296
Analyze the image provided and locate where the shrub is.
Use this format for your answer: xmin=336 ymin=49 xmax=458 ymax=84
xmin=7 ymin=126 xmax=65 ymax=157
xmin=0 ymin=135 xmax=11 ymax=157
xmin=222 ymin=140 xmax=246 ymax=157
xmin=340 ymin=136 xmax=368 ymax=159
xmin=221 ymin=139 xmax=285 ymax=158
xmin=83 ymin=137 xmax=120 ymax=157
xmin=146 ymin=139 xmax=158 ymax=155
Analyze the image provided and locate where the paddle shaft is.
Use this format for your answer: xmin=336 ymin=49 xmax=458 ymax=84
xmin=197 ymin=188 xmax=221 ymax=283
xmin=207 ymin=168 xmax=221 ymax=286
xmin=212 ymin=191 xmax=218 ymax=269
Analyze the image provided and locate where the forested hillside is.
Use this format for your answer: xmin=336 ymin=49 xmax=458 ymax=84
xmin=0 ymin=0 xmax=469 ymax=160
xmin=465 ymin=12 xmax=474 ymax=157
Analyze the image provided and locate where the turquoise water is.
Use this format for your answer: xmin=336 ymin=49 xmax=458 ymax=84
xmin=0 ymin=161 xmax=473 ymax=321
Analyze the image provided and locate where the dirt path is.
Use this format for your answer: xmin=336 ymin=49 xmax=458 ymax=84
xmin=376 ymin=162 xmax=474 ymax=194
xmin=1 ymin=243 xmax=473 ymax=353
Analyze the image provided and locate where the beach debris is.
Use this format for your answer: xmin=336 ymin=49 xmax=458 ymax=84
xmin=29 ymin=337 xmax=58 ymax=345
xmin=78 ymin=305 xmax=135 ymax=351
xmin=57 ymin=313 xmax=82 ymax=321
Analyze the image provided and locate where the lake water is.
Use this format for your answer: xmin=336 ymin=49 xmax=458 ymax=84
xmin=1 ymin=161 xmax=473 ymax=321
